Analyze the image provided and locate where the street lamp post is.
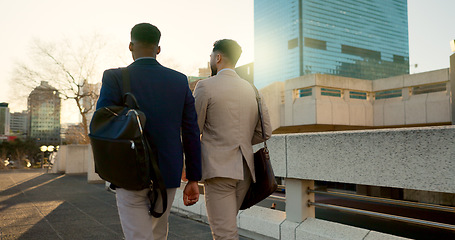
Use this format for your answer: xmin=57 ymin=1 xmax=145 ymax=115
xmin=40 ymin=145 xmax=56 ymax=172
xmin=40 ymin=145 xmax=47 ymax=168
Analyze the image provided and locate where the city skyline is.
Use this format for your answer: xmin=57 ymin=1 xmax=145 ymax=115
xmin=0 ymin=0 xmax=454 ymax=123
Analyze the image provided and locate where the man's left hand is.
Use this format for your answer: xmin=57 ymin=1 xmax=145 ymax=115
xmin=183 ymin=180 xmax=200 ymax=206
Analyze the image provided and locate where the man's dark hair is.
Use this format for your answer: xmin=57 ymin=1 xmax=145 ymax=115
xmin=131 ymin=23 xmax=161 ymax=45
xmin=213 ymin=39 xmax=242 ymax=65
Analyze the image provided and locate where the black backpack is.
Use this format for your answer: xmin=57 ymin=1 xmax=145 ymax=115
xmin=89 ymin=68 xmax=167 ymax=217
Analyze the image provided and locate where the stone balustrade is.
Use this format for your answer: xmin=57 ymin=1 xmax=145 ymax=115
xmin=55 ymin=126 xmax=455 ymax=239
xmin=175 ymin=125 xmax=455 ymax=239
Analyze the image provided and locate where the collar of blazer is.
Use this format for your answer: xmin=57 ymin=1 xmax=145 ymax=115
xmin=129 ymin=58 xmax=160 ymax=67
xmin=216 ymin=68 xmax=238 ymax=77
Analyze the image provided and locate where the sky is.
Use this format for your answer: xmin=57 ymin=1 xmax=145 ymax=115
xmin=0 ymin=0 xmax=454 ymax=123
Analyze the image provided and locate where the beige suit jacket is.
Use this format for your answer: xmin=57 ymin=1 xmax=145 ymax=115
xmin=194 ymin=69 xmax=272 ymax=182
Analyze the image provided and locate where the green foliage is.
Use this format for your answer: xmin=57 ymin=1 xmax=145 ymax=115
xmin=0 ymin=138 xmax=40 ymax=168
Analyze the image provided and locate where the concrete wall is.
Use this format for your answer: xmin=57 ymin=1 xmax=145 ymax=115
xmin=255 ymin=125 xmax=455 ymax=194
xmin=281 ymin=74 xmax=375 ymax=127
xmin=373 ymin=69 xmax=450 ymax=126
xmin=52 ymin=146 xmax=67 ymax=173
xmin=64 ymin=145 xmax=89 ymax=174
xmin=284 ymin=126 xmax=455 ymax=193
xmin=86 ymin=145 xmax=103 ymax=183
xmin=261 ymin=82 xmax=285 ymax=131
xmin=262 ymin=69 xmax=451 ymax=129
xmin=52 ymin=145 xmax=102 ymax=184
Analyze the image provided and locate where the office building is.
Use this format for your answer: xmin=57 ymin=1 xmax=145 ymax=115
xmin=190 ymin=62 xmax=255 ymax=92
xmin=254 ymin=0 xmax=409 ymax=89
xmin=0 ymin=103 xmax=10 ymax=136
xmin=235 ymin=62 xmax=254 ymax=85
xmin=28 ymin=81 xmax=61 ymax=145
xmin=10 ymin=111 xmax=29 ymax=139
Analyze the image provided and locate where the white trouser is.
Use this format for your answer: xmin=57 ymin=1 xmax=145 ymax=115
xmin=116 ymin=187 xmax=177 ymax=240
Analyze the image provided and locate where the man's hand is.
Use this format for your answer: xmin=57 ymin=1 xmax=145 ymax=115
xmin=183 ymin=181 xmax=200 ymax=206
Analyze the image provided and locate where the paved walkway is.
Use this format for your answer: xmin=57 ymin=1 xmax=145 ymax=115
xmin=0 ymin=169 xmax=250 ymax=240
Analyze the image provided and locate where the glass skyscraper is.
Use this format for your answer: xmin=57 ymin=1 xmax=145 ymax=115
xmin=254 ymin=0 xmax=409 ymax=89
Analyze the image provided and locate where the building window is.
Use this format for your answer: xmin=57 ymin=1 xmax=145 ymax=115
xmin=393 ymin=55 xmax=406 ymax=63
xmin=321 ymin=88 xmax=341 ymax=97
xmin=341 ymin=45 xmax=381 ymax=60
xmin=304 ymin=37 xmax=326 ymax=50
xmin=412 ymin=83 xmax=446 ymax=95
xmin=375 ymin=89 xmax=402 ymax=100
xmin=297 ymin=88 xmax=312 ymax=98
xmin=350 ymin=91 xmax=367 ymax=100
xmin=288 ymin=38 xmax=298 ymax=49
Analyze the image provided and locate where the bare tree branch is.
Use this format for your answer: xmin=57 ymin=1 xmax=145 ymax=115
xmin=11 ymin=34 xmax=118 ymax=144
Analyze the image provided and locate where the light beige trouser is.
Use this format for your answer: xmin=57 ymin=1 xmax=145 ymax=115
xmin=116 ymin=187 xmax=177 ymax=240
xmin=204 ymin=161 xmax=252 ymax=240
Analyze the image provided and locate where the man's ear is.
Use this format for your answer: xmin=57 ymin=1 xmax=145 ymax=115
xmin=156 ymin=46 xmax=161 ymax=55
xmin=216 ymin=53 xmax=222 ymax=63
xmin=129 ymin=42 xmax=134 ymax=52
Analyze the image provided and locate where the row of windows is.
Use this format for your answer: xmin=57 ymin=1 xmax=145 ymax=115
xmin=290 ymin=37 xmax=407 ymax=63
xmin=296 ymin=83 xmax=447 ymax=100
xmin=412 ymin=83 xmax=447 ymax=95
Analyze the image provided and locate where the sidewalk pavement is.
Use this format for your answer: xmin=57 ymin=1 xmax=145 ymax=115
xmin=0 ymin=169 xmax=251 ymax=240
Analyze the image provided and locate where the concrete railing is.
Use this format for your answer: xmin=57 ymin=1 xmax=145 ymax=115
xmin=173 ymin=125 xmax=455 ymax=239
xmin=53 ymin=126 xmax=455 ymax=239
xmin=52 ymin=144 xmax=103 ymax=183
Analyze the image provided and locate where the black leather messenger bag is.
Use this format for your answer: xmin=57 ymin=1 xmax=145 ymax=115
xmin=240 ymin=85 xmax=278 ymax=210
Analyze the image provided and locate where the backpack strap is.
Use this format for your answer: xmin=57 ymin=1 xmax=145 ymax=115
xmin=122 ymin=67 xmax=131 ymax=95
xmin=145 ymin=137 xmax=168 ymax=218
xmin=121 ymin=68 xmax=140 ymax=109
xmin=121 ymin=67 xmax=168 ymax=218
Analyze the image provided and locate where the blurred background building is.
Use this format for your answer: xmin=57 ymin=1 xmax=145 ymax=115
xmin=0 ymin=103 xmax=10 ymax=138
xmin=27 ymin=81 xmax=61 ymax=145
xmin=10 ymin=110 xmax=29 ymax=140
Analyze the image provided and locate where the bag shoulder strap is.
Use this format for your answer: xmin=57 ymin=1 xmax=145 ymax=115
xmin=121 ymin=67 xmax=131 ymax=95
xmin=121 ymin=68 xmax=140 ymax=109
xmin=250 ymin=84 xmax=267 ymax=143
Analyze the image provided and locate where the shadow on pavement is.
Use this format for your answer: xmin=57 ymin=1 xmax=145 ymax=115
xmin=0 ymin=169 xmax=123 ymax=240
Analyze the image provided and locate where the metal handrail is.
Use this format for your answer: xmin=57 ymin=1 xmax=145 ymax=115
xmin=268 ymin=195 xmax=286 ymax=201
xmin=307 ymin=189 xmax=455 ymax=213
xmin=308 ymin=201 xmax=455 ymax=231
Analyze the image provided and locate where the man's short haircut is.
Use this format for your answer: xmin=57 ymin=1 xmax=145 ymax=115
xmin=212 ymin=39 xmax=242 ymax=65
xmin=131 ymin=23 xmax=161 ymax=45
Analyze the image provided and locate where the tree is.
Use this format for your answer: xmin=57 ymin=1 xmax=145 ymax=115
xmin=0 ymin=138 xmax=39 ymax=168
xmin=12 ymin=34 xmax=116 ymax=144
xmin=12 ymin=34 xmax=183 ymax=144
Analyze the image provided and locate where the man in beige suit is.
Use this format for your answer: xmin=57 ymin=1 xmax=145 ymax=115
xmin=194 ymin=39 xmax=272 ymax=240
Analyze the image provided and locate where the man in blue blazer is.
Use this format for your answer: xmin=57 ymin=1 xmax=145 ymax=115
xmin=96 ymin=23 xmax=202 ymax=240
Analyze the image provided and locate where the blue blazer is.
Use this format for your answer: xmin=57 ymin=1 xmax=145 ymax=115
xmin=96 ymin=58 xmax=202 ymax=188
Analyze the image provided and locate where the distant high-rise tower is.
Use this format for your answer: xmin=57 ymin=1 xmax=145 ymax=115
xmin=28 ymin=81 xmax=61 ymax=145
xmin=0 ymin=103 xmax=10 ymax=136
xmin=10 ymin=110 xmax=29 ymax=139
xmin=254 ymin=0 xmax=409 ymax=89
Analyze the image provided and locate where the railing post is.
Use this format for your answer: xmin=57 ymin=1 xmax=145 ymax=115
xmin=285 ymin=178 xmax=315 ymax=222
xmin=450 ymin=53 xmax=455 ymax=124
